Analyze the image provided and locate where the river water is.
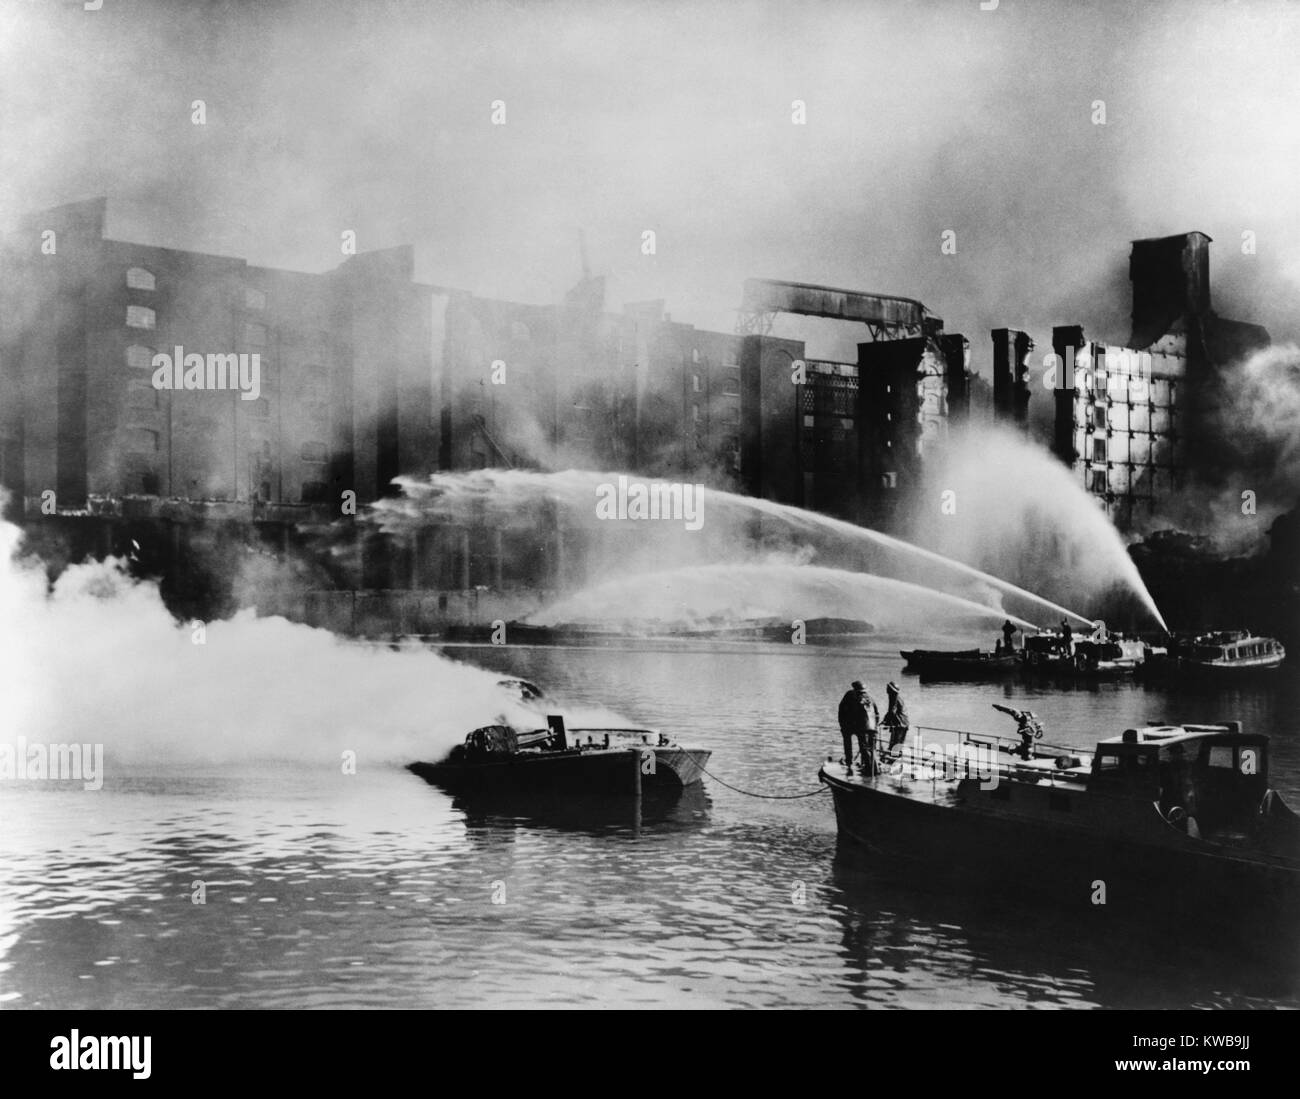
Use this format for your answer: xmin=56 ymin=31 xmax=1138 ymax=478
xmin=3 ymin=639 xmax=1298 ymax=1009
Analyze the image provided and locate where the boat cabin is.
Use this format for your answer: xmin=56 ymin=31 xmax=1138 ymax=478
xmin=1189 ymin=635 xmax=1284 ymax=664
xmin=1090 ymin=723 xmax=1270 ymax=838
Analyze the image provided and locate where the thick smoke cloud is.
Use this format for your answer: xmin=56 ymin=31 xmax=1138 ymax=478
xmin=3 ymin=0 xmax=1297 ymax=372
xmin=1143 ymin=343 xmax=1300 ymax=549
xmin=0 ymin=495 xmax=626 ymax=766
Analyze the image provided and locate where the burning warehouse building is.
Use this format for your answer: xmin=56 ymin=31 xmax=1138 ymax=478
xmin=0 ymin=197 xmax=441 ymax=607
xmin=1 ymin=197 xmax=971 ymax=629
xmin=734 ymin=278 xmax=970 ymax=529
xmin=1050 ymin=232 xmax=1270 ymax=530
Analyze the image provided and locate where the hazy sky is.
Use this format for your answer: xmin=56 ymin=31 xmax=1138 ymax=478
xmin=3 ymin=0 xmax=1298 ymax=371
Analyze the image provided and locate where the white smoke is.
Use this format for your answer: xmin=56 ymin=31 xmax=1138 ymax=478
xmin=0 ymin=509 xmax=614 ymax=771
xmin=1137 ymin=343 xmax=1300 ymax=552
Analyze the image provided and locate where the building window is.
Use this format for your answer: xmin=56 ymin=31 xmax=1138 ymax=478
xmin=692 ymin=348 xmax=700 ymax=364
xmin=126 ymin=305 xmax=156 ymax=330
xmin=244 ymin=287 xmax=267 ymax=311
xmin=127 ymin=378 xmax=159 ymax=409
xmin=692 ymin=374 xmax=701 ymax=392
xmin=126 ymin=428 xmax=160 ymax=452
xmin=1090 ymin=469 xmax=1107 ymax=494
xmin=1092 ymin=438 xmax=1107 ymax=462
xmin=300 ymin=441 xmax=328 ymax=463
xmin=1092 ymin=406 xmax=1107 ymax=429
xmin=125 ymin=344 xmax=156 ymax=370
xmin=692 ymin=404 xmax=700 ymax=422
xmin=243 ymin=321 xmax=267 ymax=346
xmin=722 ymin=376 xmax=740 ymax=396
xmin=126 ymin=267 xmax=156 ymax=291
xmin=304 ymin=400 xmax=330 ymax=424
xmin=301 ymin=480 xmax=328 ymax=503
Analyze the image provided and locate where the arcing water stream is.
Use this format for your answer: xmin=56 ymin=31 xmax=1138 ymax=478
xmin=531 ymin=561 xmax=1039 ymax=633
xmin=376 ymin=466 xmax=1168 ymax=632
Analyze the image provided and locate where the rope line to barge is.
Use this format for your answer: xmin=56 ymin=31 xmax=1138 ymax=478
xmin=698 ymin=763 xmax=829 ymax=799
xmin=694 ymin=724 xmax=996 ymax=799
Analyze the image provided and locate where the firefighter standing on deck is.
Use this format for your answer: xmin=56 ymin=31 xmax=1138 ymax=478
xmin=838 ymin=680 xmax=880 ymax=774
xmin=881 ymin=681 xmax=910 ymax=760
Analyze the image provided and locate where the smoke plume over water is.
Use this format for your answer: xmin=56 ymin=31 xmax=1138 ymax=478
xmin=0 ymin=513 xmax=615 ymax=770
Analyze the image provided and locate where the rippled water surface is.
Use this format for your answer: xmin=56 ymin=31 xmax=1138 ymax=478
xmin=4 ymin=642 xmax=1299 ymax=1008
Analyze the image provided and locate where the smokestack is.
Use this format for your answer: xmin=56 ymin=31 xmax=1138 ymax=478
xmin=940 ymin=333 xmax=970 ymax=424
xmin=1013 ymin=331 xmax=1032 ymax=426
xmin=1051 ymin=325 xmax=1085 ymax=465
xmin=991 ymin=328 xmax=1032 ymax=429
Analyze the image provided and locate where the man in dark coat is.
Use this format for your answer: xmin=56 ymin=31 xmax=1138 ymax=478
xmin=838 ymin=680 xmax=880 ymax=773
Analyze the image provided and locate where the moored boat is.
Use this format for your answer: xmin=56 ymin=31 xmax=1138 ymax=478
xmin=410 ymin=715 xmax=710 ymax=796
xmin=902 ymin=622 xmax=1146 ymax=681
xmin=1175 ymin=630 xmax=1286 ymax=674
xmin=819 ymin=720 xmax=1300 ymax=922
xmin=899 ymin=648 xmax=1020 ymax=679
xmin=1019 ymin=621 xmax=1145 ymax=677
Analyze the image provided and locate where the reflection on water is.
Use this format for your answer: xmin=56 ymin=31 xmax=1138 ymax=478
xmin=2 ymin=643 xmax=1298 ymax=1008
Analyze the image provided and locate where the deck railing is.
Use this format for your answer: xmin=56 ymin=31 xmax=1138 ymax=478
xmin=869 ymin=725 xmax=1091 ymax=788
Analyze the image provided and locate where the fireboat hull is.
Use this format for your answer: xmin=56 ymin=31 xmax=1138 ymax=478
xmin=818 ymin=763 xmax=1300 ymax=925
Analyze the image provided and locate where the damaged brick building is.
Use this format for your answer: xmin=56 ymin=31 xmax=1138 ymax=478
xmin=1049 ymin=231 xmax=1270 ymax=530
